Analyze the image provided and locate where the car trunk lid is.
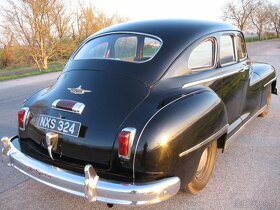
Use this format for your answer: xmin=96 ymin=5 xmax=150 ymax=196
xmin=23 ymin=70 xmax=149 ymax=170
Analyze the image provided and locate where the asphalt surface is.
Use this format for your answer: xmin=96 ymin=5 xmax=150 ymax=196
xmin=0 ymin=39 xmax=280 ymax=209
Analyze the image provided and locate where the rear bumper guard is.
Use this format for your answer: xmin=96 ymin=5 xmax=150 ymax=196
xmin=1 ymin=136 xmax=180 ymax=206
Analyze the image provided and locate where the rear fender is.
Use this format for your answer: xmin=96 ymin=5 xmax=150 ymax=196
xmin=251 ymin=63 xmax=277 ymax=107
xmin=133 ymin=89 xmax=228 ymax=186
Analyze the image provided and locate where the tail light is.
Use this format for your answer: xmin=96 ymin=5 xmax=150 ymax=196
xmin=18 ymin=107 xmax=31 ymax=131
xmin=118 ymin=128 xmax=136 ymax=160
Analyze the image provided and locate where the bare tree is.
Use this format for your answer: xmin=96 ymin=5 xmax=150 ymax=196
xmin=72 ymin=3 xmax=128 ymax=43
xmin=222 ymin=0 xmax=256 ymax=31
xmin=251 ymin=0 xmax=269 ymax=40
xmin=0 ymin=25 xmax=15 ymax=67
xmin=267 ymin=3 xmax=280 ymax=38
xmin=1 ymin=0 xmax=72 ymax=70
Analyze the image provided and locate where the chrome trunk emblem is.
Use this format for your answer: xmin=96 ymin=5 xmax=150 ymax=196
xmin=67 ymin=85 xmax=91 ymax=95
xmin=46 ymin=132 xmax=59 ymax=160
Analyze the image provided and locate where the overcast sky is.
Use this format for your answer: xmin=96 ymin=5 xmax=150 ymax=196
xmin=1 ymin=0 xmax=279 ymax=23
xmin=87 ymin=0 xmax=280 ymax=21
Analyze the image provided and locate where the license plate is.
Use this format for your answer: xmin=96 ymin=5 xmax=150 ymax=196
xmin=37 ymin=114 xmax=81 ymax=137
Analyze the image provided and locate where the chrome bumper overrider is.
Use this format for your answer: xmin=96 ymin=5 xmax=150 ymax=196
xmin=1 ymin=136 xmax=180 ymax=206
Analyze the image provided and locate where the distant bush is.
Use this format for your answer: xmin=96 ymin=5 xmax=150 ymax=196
xmin=245 ymin=36 xmax=259 ymax=43
xmin=245 ymin=33 xmax=279 ymax=43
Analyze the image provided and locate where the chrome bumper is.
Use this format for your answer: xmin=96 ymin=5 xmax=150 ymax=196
xmin=1 ymin=136 xmax=180 ymax=206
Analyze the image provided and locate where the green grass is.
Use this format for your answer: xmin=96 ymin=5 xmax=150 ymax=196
xmin=0 ymin=68 xmax=62 ymax=81
xmin=0 ymin=60 xmax=66 ymax=81
xmin=245 ymin=36 xmax=280 ymax=43
xmin=245 ymin=36 xmax=260 ymax=43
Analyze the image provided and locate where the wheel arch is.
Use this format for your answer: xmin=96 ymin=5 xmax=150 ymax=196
xmin=132 ymin=88 xmax=229 ymax=185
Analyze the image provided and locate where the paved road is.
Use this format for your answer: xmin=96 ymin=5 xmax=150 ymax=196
xmin=0 ymin=40 xmax=280 ymax=209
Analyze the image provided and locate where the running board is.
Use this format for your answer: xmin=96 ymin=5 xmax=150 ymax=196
xmin=224 ymin=105 xmax=267 ymax=149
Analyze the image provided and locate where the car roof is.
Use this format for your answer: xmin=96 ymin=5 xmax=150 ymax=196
xmin=93 ymin=19 xmax=239 ymax=44
xmin=68 ymin=20 xmax=240 ymax=85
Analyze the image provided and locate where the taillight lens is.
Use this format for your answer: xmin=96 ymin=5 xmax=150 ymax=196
xmin=118 ymin=128 xmax=136 ymax=160
xmin=18 ymin=107 xmax=30 ymax=130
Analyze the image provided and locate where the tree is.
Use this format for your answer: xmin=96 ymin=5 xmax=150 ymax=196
xmin=1 ymin=0 xmax=72 ymax=70
xmin=267 ymin=3 xmax=280 ymax=38
xmin=222 ymin=0 xmax=256 ymax=31
xmin=72 ymin=3 xmax=128 ymax=43
xmin=0 ymin=26 xmax=15 ymax=67
xmin=250 ymin=0 xmax=269 ymax=40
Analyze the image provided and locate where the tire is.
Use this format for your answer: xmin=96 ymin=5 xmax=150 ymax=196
xmin=259 ymin=86 xmax=272 ymax=117
xmin=186 ymin=140 xmax=217 ymax=194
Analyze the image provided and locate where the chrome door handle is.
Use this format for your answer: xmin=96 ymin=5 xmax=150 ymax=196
xmin=239 ymin=68 xmax=246 ymax=73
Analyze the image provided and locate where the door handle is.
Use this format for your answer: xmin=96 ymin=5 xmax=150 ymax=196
xmin=239 ymin=68 xmax=246 ymax=73
xmin=239 ymin=65 xmax=249 ymax=73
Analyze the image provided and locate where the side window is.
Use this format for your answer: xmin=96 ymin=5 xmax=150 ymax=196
xmin=236 ymin=35 xmax=247 ymax=60
xmin=188 ymin=39 xmax=215 ymax=70
xmin=220 ymin=35 xmax=236 ymax=66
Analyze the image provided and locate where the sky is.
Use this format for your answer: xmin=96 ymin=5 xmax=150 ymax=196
xmin=1 ymin=0 xmax=279 ymax=22
xmin=85 ymin=0 xmax=280 ymax=21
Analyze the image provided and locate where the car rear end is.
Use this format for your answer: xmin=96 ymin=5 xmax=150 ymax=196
xmin=1 ymin=32 xmax=181 ymax=205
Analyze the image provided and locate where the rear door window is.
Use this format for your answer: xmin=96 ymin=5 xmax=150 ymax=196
xmin=188 ymin=39 xmax=216 ymax=70
xmin=220 ymin=35 xmax=236 ymax=66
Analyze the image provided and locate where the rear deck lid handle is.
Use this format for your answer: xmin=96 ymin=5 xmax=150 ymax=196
xmin=52 ymin=99 xmax=85 ymax=114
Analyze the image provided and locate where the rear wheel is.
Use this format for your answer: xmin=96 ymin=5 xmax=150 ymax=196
xmin=186 ymin=140 xmax=217 ymax=194
xmin=259 ymin=86 xmax=272 ymax=117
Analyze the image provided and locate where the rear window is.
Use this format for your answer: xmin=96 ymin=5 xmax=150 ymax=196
xmin=74 ymin=34 xmax=161 ymax=63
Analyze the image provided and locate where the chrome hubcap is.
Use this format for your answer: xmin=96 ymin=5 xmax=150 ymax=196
xmin=196 ymin=148 xmax=208 ymax=176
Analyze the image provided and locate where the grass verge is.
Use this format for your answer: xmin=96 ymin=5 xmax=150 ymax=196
xmin=0 ymin=68 xmax=62 ymax=81
xmin=0 ymin=61 xmax=65 ymax=81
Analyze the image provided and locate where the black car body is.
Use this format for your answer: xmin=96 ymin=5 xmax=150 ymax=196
xmin=1 ymin=19 xmax=278 ymax=206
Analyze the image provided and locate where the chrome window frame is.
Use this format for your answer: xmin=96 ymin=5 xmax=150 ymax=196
xmin=236 ymin=34 xmax=247 ymax=62
xmin=72 ymin=31 xmax=163 ymax=64
xmin=188 ymin=38 xmax=217 ymax=72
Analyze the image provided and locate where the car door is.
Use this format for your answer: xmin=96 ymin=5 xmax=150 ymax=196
xmin=219 ymin=33 xmax=249 ymax=132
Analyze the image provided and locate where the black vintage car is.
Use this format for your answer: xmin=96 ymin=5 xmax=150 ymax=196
xmin=1 ymin=19 xmax=278 ymax=206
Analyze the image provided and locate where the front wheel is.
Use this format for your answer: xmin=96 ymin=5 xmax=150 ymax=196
xmin=186 ymin=140 xmax=217 ymax=194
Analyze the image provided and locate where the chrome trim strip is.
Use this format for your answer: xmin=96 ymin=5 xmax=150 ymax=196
xmin=225 ymin=105 xmax=267 ymax=149
xmin=227 ymin=117 xmax=242 ymax=134
xmin=179 ymin=124 xmax=229 ymax=157
xmin=264 ymin=77 xmax=276 ymax=87
xmin=118 ymin=127 xmax=136 ymax=160
xmin=182 ymin=69 xmax=240 ymax=89
xmin=52 ymin=99 xmax=59 ymax=107
xmin=72 ymin=103 xmax=85 ymax=114
xmin=1 ymin=137 xmax=180 ymax=206
xmin=73 ymin=31 xmax=163 ymax=64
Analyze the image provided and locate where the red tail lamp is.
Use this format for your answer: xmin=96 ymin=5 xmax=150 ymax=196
xmin=18 ymin=107 xmax=31 ymax=131
xmin=118 ymin=128 xmax=136 ymax=160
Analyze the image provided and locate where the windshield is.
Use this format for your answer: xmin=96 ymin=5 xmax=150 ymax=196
xmin=74 ymin=33 xmax=162 ymax=63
